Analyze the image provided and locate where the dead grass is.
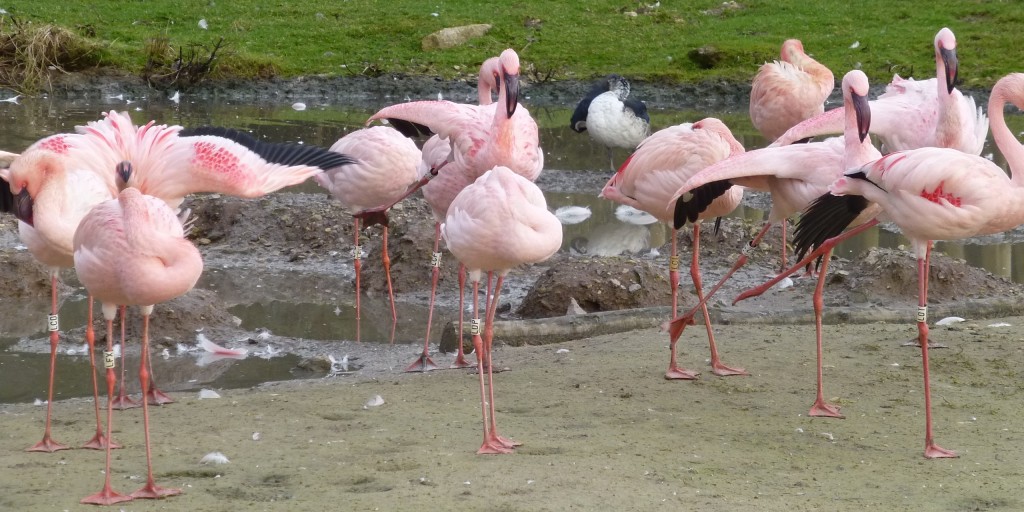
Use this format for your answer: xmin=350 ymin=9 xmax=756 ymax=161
xmin=0 ymin=16 xmax=101 ymax=93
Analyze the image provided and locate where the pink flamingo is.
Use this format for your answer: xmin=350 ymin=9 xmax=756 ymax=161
xmin=749 ymin=39 xmax=835 ymax=142
xmin=442 ymin=166 xmax=562 ymax=454
xmin=601 ymin=118 xmax=747 ymax=379
xmin=1 ymin=111 xmax=353 ymax=451
xmin=408 ymin=55 xmax=502 ymax=371
xmin=312 ymin=126 xmax=421 ymax=342
xmin=669 ymin=70 xmax=882 ymax=417
xmin=772 ymin=28 xmax=988 ymax=155
xmin=74 ymin=186 xmax=202 ymax=504
xmin=366 ymin=48 xmax=543 ymax=183
xmin=736 ymin=72 xmax=1024 ymax=458
xmin=2 ymin=142 xmax=120 ymax=452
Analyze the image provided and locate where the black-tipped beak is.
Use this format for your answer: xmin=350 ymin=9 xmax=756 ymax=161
xmin=504 ymin=72 xmax=519 ymax=118
xmin=853 ymin=92 xmax=871 ymax=143
xmin=14 ymin=187 xmax=33 ymax=226
xmin=940 ymin=47 xmax=958 ymax=94
xmin=116 ymin=161 xmax=133 ymax=188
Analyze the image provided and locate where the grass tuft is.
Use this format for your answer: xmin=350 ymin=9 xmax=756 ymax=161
xmin=0 ymin=17 xmax=101 ymax=93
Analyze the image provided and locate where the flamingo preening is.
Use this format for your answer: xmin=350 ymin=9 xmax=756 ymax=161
xmin=572 ymin=74 xmax=650 ymax=171
xmin=749 ymin=39 xmax=835 ymax=142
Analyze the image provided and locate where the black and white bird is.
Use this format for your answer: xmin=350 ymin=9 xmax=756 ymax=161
xmin=571 ymin=74 xmax=650 ymax=171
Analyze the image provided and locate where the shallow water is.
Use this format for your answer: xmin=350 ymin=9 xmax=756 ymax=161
xmin=2 ymin=93 xmax=1023 ymax=404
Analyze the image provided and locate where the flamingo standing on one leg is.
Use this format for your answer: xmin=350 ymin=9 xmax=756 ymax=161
xmin=749 ymin=38 xmax=835 ymax=142
xmin=312 ymin=126 xmax=421 ymax=342
xmin=601 ymin=118 xmax=747 ymax=379
xmin=572 ymin=74 xmax=650 ymax=171
xmin=75 ymin=186 xmax=203 ymax=504
xmin=442 ymin=166 xmax=562 ymax=454
xmin=668 ymin=70 xmax=882 ymax=417
xmin=772 ymin=28 xmax=988 ymax=155
xmin=735 ymin=72 xmax=1024 ymax=458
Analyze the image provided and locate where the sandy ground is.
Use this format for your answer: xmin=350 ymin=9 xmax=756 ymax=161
xmin=3 ymin=314 xmax=1024 ymax=511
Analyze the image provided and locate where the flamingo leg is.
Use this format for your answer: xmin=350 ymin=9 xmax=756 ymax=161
xmin=471 ymin=277 xmax=509 ymax=455
xmin=665 ymin=221 xmax=775 ymax=343
xmin=451 ymin=263 xmax=471 ymax=368
xmin=808 ymin=249 xmax=843 ymax=418
xmin=691 ymin=224 xmax=747 ymax=377
xmin=483 ymin=273 xmax=519 ymax=450
xmin=382 ymin=225 xmax=398 ymax=344
xmin=81 ymin=306 xmax=131 ymax=505
xmin=665 ymin=228 xmax=698 ymax=380
xmin=131 ymin=309 xmax=182 ymax=499
xmin=669 ymin=229 xmax=680 ymax=317
xmin=112 ymin=305 xmax=140 ymax=409
xmin=27 ymin=272 xmax=69 ymax=453
xmin=82 ymin=295 xmax=121 ymax=449
xmin=733 ymin=219 xmax=880 ymax=305
xmin=779 ymin=219 xmax=788 ymax=272
xmin=917 ymin=244 xmax=957 ymax=459
xmin=406 ymin=222 xmax=441 ymax=372
xmin=353 ymin=218 xmax=362 ymax=342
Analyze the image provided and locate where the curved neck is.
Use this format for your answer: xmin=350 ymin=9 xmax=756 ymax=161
xmin=989 ymin=79 xmax=1024 ymax=180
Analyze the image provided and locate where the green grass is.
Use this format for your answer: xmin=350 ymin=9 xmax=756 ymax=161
xmin=1 ymin=1 xmax=1021 ymax=88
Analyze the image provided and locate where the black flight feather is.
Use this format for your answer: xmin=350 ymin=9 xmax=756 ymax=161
xmin=673 ymin=180 xmax=733 ymax=230
xmin=792 ymin=193 xmax=871 ymax=262
xmin=383 ymin=119 xmax=434 ymax=138
xmin=179 ymin=126 xmax=355 ymax=170
xmin=0 ymin=179 xmax=13 ymax=214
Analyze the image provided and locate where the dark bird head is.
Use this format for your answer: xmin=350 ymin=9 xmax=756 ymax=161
xmin=936 ymin=27 xmax=958 ymax=94
xmin=13 ymin=186 xmax=33 ymax=226
xmin=115 ymin=160 xmax=133 ymax=189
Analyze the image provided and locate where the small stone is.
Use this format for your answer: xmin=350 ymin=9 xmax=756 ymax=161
xmin=421 ymin=24 xmax=492 ymax=50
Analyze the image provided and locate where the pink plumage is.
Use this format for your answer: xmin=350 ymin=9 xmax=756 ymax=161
xmin=773 ymin=28 xmax=988 ymax=154
xmin=749 ymin=39 xmax=835 ymax=141
xmin=603 ymin=117 xmax=746 ymax=379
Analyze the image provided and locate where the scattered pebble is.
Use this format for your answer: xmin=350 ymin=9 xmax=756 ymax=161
xmin=292 ymin=102 xmax=307 ymax=111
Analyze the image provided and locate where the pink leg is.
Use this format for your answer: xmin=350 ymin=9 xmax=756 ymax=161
xmin=131 ymin=310 xmax=182 ymax=499
xmin=808 ymin=249 xmax=843 ymax=418
xmin=406 ymin=223 xmax=440 ymax=372
xmin=669 ymin=229 xmax=680 ymax=317
xmin=691 ymin=225 xmax=747 ymax=377
xmin=665 ymin=230 xmax=698 ymax=380
xmin=27 ymin=272 xmax=68 ymax=453
xmin=145 ymin=359 xmax=174 ymax=405
xmin=451 ymin=263 xmax=471 ymax=368
xmin=82 ymin=296 xmax=121 ymax=449
xmin=779 ymin=219 xmax=788 ymax=272
xmin=483 ymin=274 xmax=518 ymax=450
xmin=353 ymin=218 xmax=362 ymax=342
xmin=81 ymin=311 xmax=132 ymax=505
xmin=665 ymin=221 xmax=775 ymax=344
xmin=472 ymin=277 xmax=510 ymax=455
xmin=734 ymin=219 xmax=880 ymax=305
xmin=112 ymin=305 xmax=140 ymax=409
xmin=382 ymin=225 xmax=398 ymax=344
xmin=917 ymin=245 xmax=956 ymax=459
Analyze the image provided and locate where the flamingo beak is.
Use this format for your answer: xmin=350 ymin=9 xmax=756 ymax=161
xmin=116 ymin=161 xmax=133 ymax=189
xmin=14 ymin=187 xmax=33 ymax=226
xmin=940 ymin=47 xmax=958 ymax=95
xmin=853 ymin=91 xmax=871 ymax=143
xmin=504 ymin=71 xmax=519 ymax=118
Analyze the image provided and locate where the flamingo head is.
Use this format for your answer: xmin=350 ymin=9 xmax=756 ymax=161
xmin=478 ymin=56 xmax=501 ymax=105
xmin=115 ymin=160 xmax=133 ymax=190
xmin=12 ymin=186 xmax=32 ymax=226
xmin=935 ymin=27 xmax=958 ymax=94
xmin=845 ymin=70 xmax=872 ymax=143
xmin=780 ymin=39 xmax=805 ymax=63
xmin=498 ymin=49 xmax=520 ymax=118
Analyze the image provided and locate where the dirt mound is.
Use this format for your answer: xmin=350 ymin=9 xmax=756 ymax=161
xmin=517 ymin=256 xmax=671 ymax=318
